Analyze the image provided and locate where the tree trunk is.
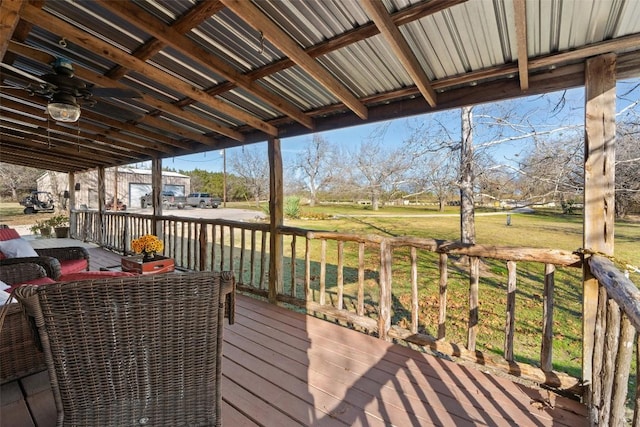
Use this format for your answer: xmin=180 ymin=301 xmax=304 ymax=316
xmin=371 ymin=190 xmax=380 ymax=211
xmin=460 ymin=106 xmax=476 ymax=246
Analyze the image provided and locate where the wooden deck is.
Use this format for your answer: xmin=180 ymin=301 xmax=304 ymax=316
xmin=2 ymin=243 xmax=588 ymax=426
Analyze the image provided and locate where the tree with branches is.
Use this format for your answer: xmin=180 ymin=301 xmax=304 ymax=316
xmin=350 ymin=124 xmax=413 ymax=210
xmin=293 ymin=134 xmax=337 ymax=207
xmin=228 ymin=146 xmax=270 ymax=206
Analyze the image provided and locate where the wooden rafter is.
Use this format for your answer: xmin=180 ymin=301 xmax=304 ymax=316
xmin=99 ymin=1 xmax=314 ymax=130
xmin=0 ymin=0 xmax=24 ymax=61
xmin=207 ymin=0 xmax=467 ymax=98
xmin=220 ymin=0 xmax=368 ymax=120
xmin=360 ymin=0 xmax=437 ymax=107
xmin=0 ymin=96 xmax=167 ymax=156
xmin=19 ymin=4 xmax=274 ymax=138
xmin=7 ymin=41 xmax=238 ymax=146
xmin=513 ymin=0 xmax=529 ymax=91
xmin=106 ymin=0 xmax=225 ymax=80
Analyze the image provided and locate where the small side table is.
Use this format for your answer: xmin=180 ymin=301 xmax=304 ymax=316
xmin=120 ymin=255 xmax=175 ymax=275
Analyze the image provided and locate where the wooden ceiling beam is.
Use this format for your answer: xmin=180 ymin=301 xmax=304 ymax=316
xmin=19 ymin=4 xmax=273 ymax=138
xmin=513 ymin=0 xmax=529 ymax=91
xmin=360 ymin=0 xmax=437 ymax=107
xmin=99 ymin=1 xmax=314 ymax=130
xmin=529 ymin=32 xmax=640 ymax=70
xmin=220 ymin=0 xmax=368 ymax=120
xmin=106 ymin=1 xmax=225 ymax=80
xmin=7 ymin=41 xmax=230 ymax=148
xmin=0 ymin=0 xmax=24 ymax=61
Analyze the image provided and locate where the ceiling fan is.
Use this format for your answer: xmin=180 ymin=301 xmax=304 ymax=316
xmin=1 ymin=58 xmax=141 ymax=123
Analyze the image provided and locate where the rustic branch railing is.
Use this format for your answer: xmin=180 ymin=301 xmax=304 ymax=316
xmin=71 ymin=211 xmax=640 ymax=420
xmin=587 ymin=255 xmax=639 ymax=426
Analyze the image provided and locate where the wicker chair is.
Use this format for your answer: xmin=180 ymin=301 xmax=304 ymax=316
xmin=0 ymin=226 xmax=91 ymax=279
xmin=0 ymin=262 xmax=50 ymax=383
xmin=14 ymin=271 xmax=234 ymax=426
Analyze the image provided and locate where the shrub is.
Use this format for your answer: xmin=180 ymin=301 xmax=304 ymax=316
xmin=47 ymin=215 xmax=69 ymax=228
xmin=284 ymin=196 xmax=301 ymax=219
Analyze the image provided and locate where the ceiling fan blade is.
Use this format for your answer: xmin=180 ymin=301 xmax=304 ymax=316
xmin=91 ymin=87 xmax=141 ymax=98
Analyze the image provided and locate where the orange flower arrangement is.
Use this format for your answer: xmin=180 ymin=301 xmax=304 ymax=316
xmin=131 ymin=234 xmax=164 ymax=258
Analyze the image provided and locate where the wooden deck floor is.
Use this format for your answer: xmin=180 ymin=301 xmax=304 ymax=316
xmin=2 ymin=243 xmax=588 ymax=426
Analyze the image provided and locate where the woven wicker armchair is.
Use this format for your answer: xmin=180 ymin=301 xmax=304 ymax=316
xmin=15 ymin=271 xmax=234 ymax=426
xmin=0 ymin=261 xmax=50 ymax=287
xmin=0 ymin=262 xmax=49 ymax=383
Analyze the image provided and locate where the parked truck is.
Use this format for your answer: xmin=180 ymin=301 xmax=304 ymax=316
xmin=140 ymin=191 xmax=186 ymax=209
xmin=185 ymin=193 xmax=221 ymax=208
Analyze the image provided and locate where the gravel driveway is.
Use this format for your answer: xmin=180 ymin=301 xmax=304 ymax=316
xmin=131 ymin=206 xmax=266 ymax=222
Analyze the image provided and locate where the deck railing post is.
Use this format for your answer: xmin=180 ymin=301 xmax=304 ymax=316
xmin=467 ymin=256 xmax=480 ymax=352
xmin=378 ymin=239 xmax=392 ymax=341
xmin=541 ymin=263 xmax=555 ymax=372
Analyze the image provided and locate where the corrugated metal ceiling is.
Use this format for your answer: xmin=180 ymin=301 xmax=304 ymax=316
xmin=1 ymin=0 xmax=639 ymax=173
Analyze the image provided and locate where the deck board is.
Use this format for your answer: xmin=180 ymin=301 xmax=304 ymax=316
xmin=229 ymin=296 xmax=588 ymax=427
xmin=3 ymin=245 xmax=588 ymax=426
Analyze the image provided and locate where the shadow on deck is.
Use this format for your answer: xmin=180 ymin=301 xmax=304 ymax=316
xmin=1 ymin=245 xmax=588 ymax=426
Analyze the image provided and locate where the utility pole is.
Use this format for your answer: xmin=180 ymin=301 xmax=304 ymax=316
xmin=221 ymin=149 xmax=227 ymax=208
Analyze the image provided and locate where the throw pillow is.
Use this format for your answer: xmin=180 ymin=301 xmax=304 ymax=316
xmin=0 ymin=279 xmax=10 ymax=305
xmin=0 ymin=238 xmax=38 ymax=258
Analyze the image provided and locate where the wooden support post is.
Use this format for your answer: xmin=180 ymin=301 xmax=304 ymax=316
xmin=151 ymin=158 xmax=163 ymax=237
xmin=68 ymin=172 xmax=76 ymax=237
xmin=268 ymin=137 xmax=283 ymax=303
xmin=97 ymin=166 xmax=105 ymax=246
xmin=583 ymin=53 xmax=616 ymax=391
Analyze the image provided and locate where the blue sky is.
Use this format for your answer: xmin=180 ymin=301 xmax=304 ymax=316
xmin=148 ymin=79 xmax=639 ymax=173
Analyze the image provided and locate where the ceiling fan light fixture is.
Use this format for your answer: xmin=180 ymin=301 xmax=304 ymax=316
xmin=47 ymin=93 xmax=81 ymax=122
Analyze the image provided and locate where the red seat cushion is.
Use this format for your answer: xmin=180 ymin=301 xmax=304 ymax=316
xmin=0 ymin=228 xmax=20 ymax=242
xmin=58 ymin=271 xmax=136 ymax=281
xmin=59 ymin=259 xmax=89 ymax=275
xmin=9 ymin=276 xmax=57 ymax=291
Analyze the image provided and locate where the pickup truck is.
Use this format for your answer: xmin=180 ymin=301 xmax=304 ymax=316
xmin=140 ymin=191 xmax=186 ymax=209
xmin=185 ymin=193 xmax=221 ymax=208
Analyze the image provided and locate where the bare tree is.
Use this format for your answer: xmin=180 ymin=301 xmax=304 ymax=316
xmin=407 ymin=151 xmax=457 ymax=211
xmin=293 ymin=134 xmax=336 ymax=207
xmin=351 ymin=124 xmax=412 ymax=210
xmin=460 ymin=106 xmax=476 ymax=245
xmin=228 ymin=145 xmax=269 ymax=206
xmin=0 ymin=163 xmax=42 ymax=200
